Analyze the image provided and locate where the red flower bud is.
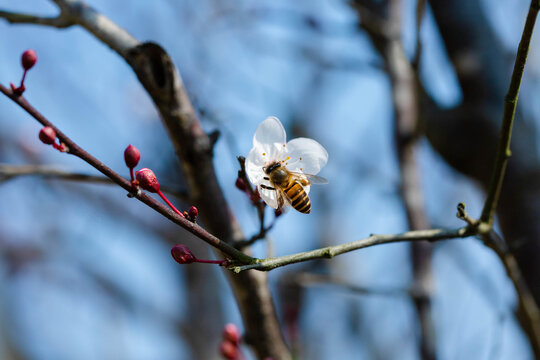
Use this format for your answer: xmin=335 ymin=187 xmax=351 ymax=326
xmin=124 ymin=144 xmax=140 ymax=169
xmin=39 ymin=126 xmax=56 ymax=145
xmin=171 ymin=244 xmax=196 ymax=264
xmin=135 ymin=168 xmax=160 ymax=193
xmin=21 ymin=49 xmax=37 ymax=70
xmin=223 ymin=324 xmax=241 ymax=345
xmin=235 ymin=177 xmax=247 ymax=191
xmin=188 ymin=206 xmax=198 ymax=221
xmin=219 ymin=341 xmax=238 ymax=360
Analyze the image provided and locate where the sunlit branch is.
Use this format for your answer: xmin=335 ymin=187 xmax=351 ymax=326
xmin=231 ymin=226 xmax=473 ymax=272
xmin=472 ymin=1 xmax=540 ymax=350
xmin=481 ymin=0 xmax=540 ymax=225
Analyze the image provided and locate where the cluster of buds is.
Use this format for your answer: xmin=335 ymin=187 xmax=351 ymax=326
xmin=125 ymin=145 xmax=199 ymax=223
xmin=183 ymin=206 xmax=198 ymax=222
xmin=11 ymin=49 xmax=37 ymax=96
xmin=38 ymin=126 xmax=68 ymax=152
xmin=171 ymin=244 xmax=229 ymax=266
xmin=219 ymin=323 xmax=244 ymax=360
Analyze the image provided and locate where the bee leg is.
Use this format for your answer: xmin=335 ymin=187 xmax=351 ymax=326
xmin=260 ymin=184 xmax=276 ymax=190
xmin=264 ymin=176 xmax=270 ymax=180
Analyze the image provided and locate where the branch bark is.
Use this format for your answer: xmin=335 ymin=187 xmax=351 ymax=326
xmin=232 ymin=226 xmax=473 ymax=272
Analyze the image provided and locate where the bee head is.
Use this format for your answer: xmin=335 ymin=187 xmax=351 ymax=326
xmin=265 ymin=162 xmax=281 ymax=175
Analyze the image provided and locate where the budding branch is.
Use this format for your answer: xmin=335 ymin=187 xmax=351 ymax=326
xmin=0 ymin=84 xmax=252 ymax=263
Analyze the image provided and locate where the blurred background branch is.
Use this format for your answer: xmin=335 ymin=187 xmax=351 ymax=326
xmin=0 ymin=163 xmax=189 ymax=200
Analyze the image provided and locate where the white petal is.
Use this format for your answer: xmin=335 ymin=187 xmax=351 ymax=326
xmin=284 ymin=138 xmax=328 ymax=175
xmin=245 ymin=146 xmax=266 ymax=186
xmin=259 ymin=186 xmax=279 ymax=209
xmin=253 ymin=116 xmax=286 ymax=148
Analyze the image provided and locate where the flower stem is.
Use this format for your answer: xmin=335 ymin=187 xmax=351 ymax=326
xmin=129 ymin=168 xmax=135 ymax=185
xmin=20 ymin=69 xmax=28 ymax=88
xmin=157 ymin=189 xmax=184 ymax=217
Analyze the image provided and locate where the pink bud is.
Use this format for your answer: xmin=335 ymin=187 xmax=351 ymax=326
xmin=39 ymin=126 xmax=56 ymax=145
xmin=21 ymin=49 xmax=37 ymax=70
xmin=219 ymin=341 xmax=238 ymax=360
xmin=188 ymin=206 xmax=198 ymax=221
xmin=124 ymin=144 xmax=140 ymax=169
xmin=135 ymin=168 xmax=160 ymax=193
xmin=223 ymin=324 xmax=241 ymax=345
xmin=171 ymin=244 xmax=196 ymax=264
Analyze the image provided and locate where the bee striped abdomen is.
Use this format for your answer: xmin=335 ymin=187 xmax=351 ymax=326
xmin=285 ymin=181 xmax=311 ymax=214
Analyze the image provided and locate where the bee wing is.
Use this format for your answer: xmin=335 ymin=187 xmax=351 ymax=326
xmin=275 ymin=188 xmax=289 ymax=211
xmin=289 ymin=172 xmax=329 ymax=185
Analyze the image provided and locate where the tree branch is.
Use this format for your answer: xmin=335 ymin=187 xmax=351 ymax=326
xmin=480 ymin=0 xmax=540 ymax=225
xmin=0 ymin=84 xmax=253 ymax=264
xmin=481 ymin=230 xmax=540 ymax=354
xmin=231 ymin=227 xmax=473 ymax=272
xmin=292 ymin=272 xmax=425 ymax=298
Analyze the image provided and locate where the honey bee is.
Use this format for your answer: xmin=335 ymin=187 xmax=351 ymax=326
xmin=260 ymin=161 xmax=328 ymax=214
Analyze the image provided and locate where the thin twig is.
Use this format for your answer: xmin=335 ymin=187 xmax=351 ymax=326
xmin=292 ymin=272 xmax=425 ymax=298
xmin=0 ymin=85 xmax=253 ymax=264
xmin=0 ymin=164 xmax=188 ymax=200
xmin=474 ymin=2 xmax=540 ymax=351
xmin=0 ymin=10 xmax=73 ymax=28
xmin=231 ymin=226 xmax=474 ymax=272
xmin=480 ymin=0 xmax=540 ymax=225
xmin=456 ymin=202 xmax=479 ymax=227
xmin=457 ymin=202 xmax=540 ymax=355
xmin=481 ymin=231 xmax=540 ymax=354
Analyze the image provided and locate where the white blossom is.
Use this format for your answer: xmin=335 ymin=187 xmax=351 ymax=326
xmin=245 ymin=116 xmax=328 ymax=209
